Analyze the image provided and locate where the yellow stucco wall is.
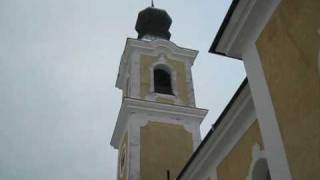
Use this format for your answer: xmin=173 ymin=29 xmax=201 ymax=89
xmin=256 ymin=1 xmax=320 ymax=179
xmin=140 ymin=122 xmax=193 ymax=180
xmin=118 ymin=133 xmax=128 ymax=180
xmin=217 ymin=120 xmax=264 ymax=180
xmin=140 ymin=55 xmax=189 ymax=105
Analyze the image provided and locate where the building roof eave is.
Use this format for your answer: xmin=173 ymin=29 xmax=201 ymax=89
xmin=209 ymin=0 xmax=280 ymax=60
xmin=176 ymin=78 xmax=249 ymax=179
xmin=209 ymin=0 xmax=242 ymax=60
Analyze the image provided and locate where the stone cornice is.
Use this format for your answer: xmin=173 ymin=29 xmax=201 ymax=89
xmin=116 ymin=38 xmax=198 ymax=90
xmin=110 ymin=97 xmax=208 ymax=149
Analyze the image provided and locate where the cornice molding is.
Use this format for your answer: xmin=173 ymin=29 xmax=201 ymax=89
xmin=110 ymin=98 xmax=208 ymax=149
xmin=214 ymin=0 xmax=281 ymax=59
xmin=116 ymin=38 xmax=198 ymax=90
xmin=126 ymin=38 xmax=198 ymax=60
xmin=178 ymin=83 xmax=256 ymax=180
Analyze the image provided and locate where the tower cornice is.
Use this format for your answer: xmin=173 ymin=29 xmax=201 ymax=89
xmin=116 ymin=38 xmax=199 ymax=90
xmin=110 ymin=97 xmax=208 ymax=149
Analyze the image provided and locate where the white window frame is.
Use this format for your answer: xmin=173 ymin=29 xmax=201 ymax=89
xmin=147 ymin=55 xmax=182 ymax=105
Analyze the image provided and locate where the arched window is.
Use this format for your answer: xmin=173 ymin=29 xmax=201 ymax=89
xmin=154 ymin=66 xmax=173 ymax=95
xmin=252 ymin=158 xmax=271 ymax=180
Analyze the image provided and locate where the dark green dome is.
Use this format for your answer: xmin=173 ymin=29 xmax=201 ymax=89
xmin=135 ymin=7 xmax=172 ymax=40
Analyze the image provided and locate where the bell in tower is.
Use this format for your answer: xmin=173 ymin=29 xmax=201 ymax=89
xmin=111 ymin=4 xmax=208 ymax=180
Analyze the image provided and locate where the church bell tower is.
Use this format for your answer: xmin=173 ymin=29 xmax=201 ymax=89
xmin=110 ymin=5 xmax=208 ymax=180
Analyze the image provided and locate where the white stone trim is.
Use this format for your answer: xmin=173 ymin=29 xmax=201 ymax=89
xmin=146 ymin=92 xmax=184 ymax=107
xmin=179 ymin=83 xmax=257 ymax=180
xmin=142 ymin=34 xmax=166 ymax=41
xmin=130 ymin=51 xmax=141 ymax=99
xmin=113 ymin=38 xmax=202 ymax=180
xmin=128 ymin=112 xmax=141 ymax=180
xmin=243 ymin=44 xmax=292 ymax=180
xmin=212 ymin=0 xmax=292 ymax=179
xmin=215 ymin=0 xmax=282 ymax=58
xmin=116 ymin=38 xmax=198 ymax=90
xmin=147 ymin=57 xmax=182 ymax=104
xmin=246 ymin=143 xmax=266 ymax=180
xmin=125 ymin=101 xmax=206 ymax=180
xmin=116 ymin=144 xmax=120 ymax=179
xmin=110 ymin=97 xmax=208 ymax=149
xmin=185 ymin=61 xmax=196 ymax=107
xmin=116 ymin=124 xmax=129 ymax=179
xmin=220 ymin=0 xmax=257 ymax=56
xmin=149 ymin=55 xmax=178 ymax=96
xmin=127 ymin=39 xmax=199 ymax=61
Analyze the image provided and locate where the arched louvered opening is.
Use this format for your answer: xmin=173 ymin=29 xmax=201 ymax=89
xmin=154 ymin=66 xmax=173 ymax=95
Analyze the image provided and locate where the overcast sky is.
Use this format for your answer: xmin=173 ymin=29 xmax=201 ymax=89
xmin=0 ymin=0 xmax=245 ymax=179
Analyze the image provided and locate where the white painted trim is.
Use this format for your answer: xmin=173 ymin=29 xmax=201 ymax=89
xmin=110 ymin=97 xmax=208 ymax=148
xmin=179 ymin=83 xmax=257 ymax=180
xmin=212 ymin=0 xmax=292 ymax=179
xmin=128 ymin=39 xmax=199 ymax=61
xmin=142 ymin=34 xmax=166 ymax=41
xmin=146 ymin=58 xmax=186 ymax=105
xmin=115 ymin=38 xmax=198 ymax=108
xmin=113 ymin=38 xmax=201 ymax=180
xmin=222 ymin=0 xmax=257 ymax=55
xmin=116 ymin=144 xmax=120 ymax=179
xmin=149 ymin=57 xmax=179 ymax=97
xmin=246 ymin=143 xmax=266 ymax=180
xmin=145 ymin=55 xmax=195 ymax=106
xmin=128 ymin=113 xmax=141 ymax=180
xmin=130 ymin=51 xmax=141 ymax=99
xmin=116 ymin=38 xmax=198 ymax=90
xmin=116 ymin=52 xmax=130 ymax=91
xmin=127 ymin=109 xmax=204 ymax=180
xmin=185 ymin=62 xmax=196 ymax=107
xmin=116 ymin=125 xmax=129 ymax=180
xmin=215 ymin=0 xmax=281 ymax=58
xmin=243 ymin=44 xmax=292 ymax=180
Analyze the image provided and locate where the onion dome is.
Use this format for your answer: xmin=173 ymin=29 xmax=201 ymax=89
xmin=135 ymin=6 xmax=172 ymax=40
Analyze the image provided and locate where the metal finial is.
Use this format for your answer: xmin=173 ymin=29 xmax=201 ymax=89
xmin=151 ymin=0 xmax=154 ymax=7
